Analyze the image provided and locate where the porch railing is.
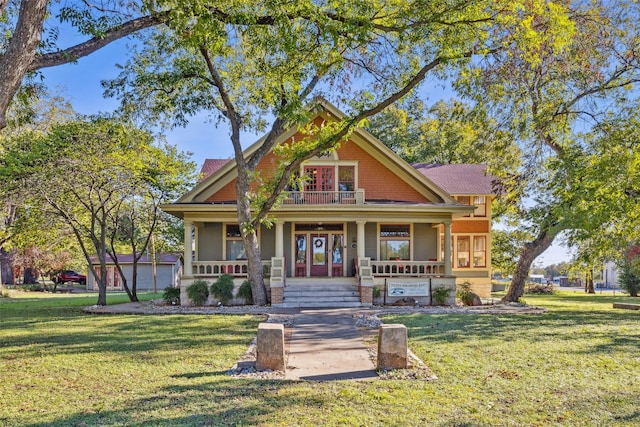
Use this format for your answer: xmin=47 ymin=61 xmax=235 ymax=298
xmin=371 ymin=260 xmax=445 ymax=277
xmin=192 ymin=260 xmax=272 ymax=278
xmin=282 ymin=189 xmax=364 ymax=205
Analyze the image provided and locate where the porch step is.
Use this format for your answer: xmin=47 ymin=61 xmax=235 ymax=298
xmin=279 ymin=277 xmax=363 ymax=308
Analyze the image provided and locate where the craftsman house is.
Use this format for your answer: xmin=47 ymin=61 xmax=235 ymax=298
xmin=162 ymin=100 xmax=495 ymax=307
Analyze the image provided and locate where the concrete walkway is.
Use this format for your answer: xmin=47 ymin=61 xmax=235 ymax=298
xmin=284 ymin=309 xmax=377 ymax=381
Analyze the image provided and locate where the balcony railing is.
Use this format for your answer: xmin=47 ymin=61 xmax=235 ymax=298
xmin=192 ymin=260 xmax=272 ymax=278
xmin=371 ymin=260 xmax=445 ymax=277
xmin=282 ymin=190 xmax=364 ymax=205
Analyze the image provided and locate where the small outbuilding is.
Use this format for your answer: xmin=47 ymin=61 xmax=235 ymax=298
xmin=87 ymin=253 xmax=181 ymax=292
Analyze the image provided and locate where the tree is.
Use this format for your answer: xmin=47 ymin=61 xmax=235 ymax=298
xmin=106 ymin=143 xmax=194 ymax=302
xmin=0 ymin=0 xmax=168 ymax=130
xmin=0 ymin=90 xmax=76 ymax=284
xmin=457 ymin=0 xmax=640 ymax=302
xmin=367 ymin=97 xmax=521 ymax=174
xmin=105 ymin=0 xmax=524 ymax=304
xmin=491 ymin=228 xmax=534 ymax=279
xmin=0 ymin=118 xmax=194 ymax=305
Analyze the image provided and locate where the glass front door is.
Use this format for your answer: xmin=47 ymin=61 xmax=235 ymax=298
xmin=294 ymin=228 xmax=344 ymax=277
xmin=310 ymin=234 xmax=328 ymax=276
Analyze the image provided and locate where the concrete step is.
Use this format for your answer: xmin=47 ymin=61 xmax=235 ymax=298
xmin=274 ymin=301 xmax=364 ymax=308
xmin=285 ymin=295 xmax=361 ymax=302
xmin=284 ymin=290 xmax=359 ymax=298
xmin=280 ymin=277 xmax=362 ymax=308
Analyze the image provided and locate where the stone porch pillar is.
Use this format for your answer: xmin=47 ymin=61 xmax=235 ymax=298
xmin=275 ymin=220 xmax=284 ymax=258
xmin=183 ymin=219 xmax=193 ymax=276
xmin=444 ymin=220 xmax=452 ymax=275
xmin=356 ymin=220 xmax=366 ymax=258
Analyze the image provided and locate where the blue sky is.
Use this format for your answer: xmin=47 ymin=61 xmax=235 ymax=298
xmin=38 ymin=35 xmax=572 ymax=266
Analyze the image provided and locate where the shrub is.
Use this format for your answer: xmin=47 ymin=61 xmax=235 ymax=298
xmin=210 ymin=274 xmax=234 ymax=305
xmin=372 ymin=285 xmax=382 ymax=299
xmin=456 ymin=281 xmax=475 ymax=305
xmin=618 ymin=258 xmax=640 ymax=297
xmin=21 ymin=283 xmax=44 ymax=292
xmin=186 ymin=280 xmax=210 ymax=306
xmin=163 ymin=287 xmax=181 ymax=305
xmin=524 ymin=283 xmax=555 ymax=294
xmin=432 ymin=286 xmax=451 ymax=305
xmin=236 ymin=280 xmax=253 ymax=305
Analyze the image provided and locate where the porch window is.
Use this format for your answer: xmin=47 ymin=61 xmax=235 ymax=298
xmin=226 ymin=225 xmax=246 ymax=260
xmin=473 ymin=196 xmax=487 ymax=217
xmin=338 ymin=166 xmax=354 ymax=191
xmin=473 ymin=236 xmax=487 ymax=267
xmin=380 ymin=224 xmax=410 ymax=260
xmin=295 ymin=235 xmax=307 ymax=264
xmin=457 ymin=236 xmax=470 ymax=268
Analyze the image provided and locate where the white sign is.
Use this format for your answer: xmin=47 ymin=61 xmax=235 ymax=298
xmin=387 ymin=281 xmax=430 ymax=297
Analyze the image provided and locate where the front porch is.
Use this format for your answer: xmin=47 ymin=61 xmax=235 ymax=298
xmin=179 ymin=215 xmax=457 ymax=307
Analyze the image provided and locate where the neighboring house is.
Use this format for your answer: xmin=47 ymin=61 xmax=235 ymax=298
xmin=528 ymin=274 xmax=547 ymax=284
xmin=161 ymin=99 xmax=496 ymax=307
xmin=602 ymin=261 xmax=619 ymax=289
xmin=87 ymin=253 xmax=181 ymax=292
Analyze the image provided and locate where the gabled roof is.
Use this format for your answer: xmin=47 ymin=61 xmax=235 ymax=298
xmin=199 ymin=159 xmax=229 ymax=182
xmin=178 ymin=98 xmax=458 ymax=205
xmin=414 ymin=163 xmax=495 ymax=195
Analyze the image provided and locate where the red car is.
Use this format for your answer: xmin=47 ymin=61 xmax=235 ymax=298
xmin=54 ymin=270 xmax=87 ymax=285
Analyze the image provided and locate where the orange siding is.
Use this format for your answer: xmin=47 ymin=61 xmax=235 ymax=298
xmin=206 ymin=151 xmax=280 ymax=202
xmin=451 ymin=220 xmax=489 ymax=233
xmin=337 ymin=142 xmax=429 ymax=202
xmin=206 ymin=117 xmax=429 ymax=203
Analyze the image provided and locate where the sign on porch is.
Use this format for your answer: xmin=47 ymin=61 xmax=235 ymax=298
xmin=386 ymin=280 xmax=430 ymax=297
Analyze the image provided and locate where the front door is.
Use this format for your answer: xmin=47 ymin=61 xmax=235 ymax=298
xmin=310 ymin=234 xmax=328 ymax=276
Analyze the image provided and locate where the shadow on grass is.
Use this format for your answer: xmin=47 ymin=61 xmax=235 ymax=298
xmin=382 ymin=297 xmax=640 ymax=356
xmin=0 ymin=312 xmax=264 ymax=360
xmin=23 ymin=377 xmax=318 ymax=427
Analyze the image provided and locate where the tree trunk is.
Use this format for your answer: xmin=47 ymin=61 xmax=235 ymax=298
xmin=502 ymin=228 xmax=557 ymax=303
xmin=0 ymin=0 xmax=47 ymax=129
xmin=130 ymin=258 xmax=139 ymax=302
xmin=23 ymin=267 xmax=37 ymax=284
xmin=0 ymin=248 xmax=14 ymax=285
xmin=236 ymin=171 xmax=268 ymax=305
xmin=586 ymin=269 xmax=595 ymax=293
xmin=244 ymin=231 xmax=268 ymax=305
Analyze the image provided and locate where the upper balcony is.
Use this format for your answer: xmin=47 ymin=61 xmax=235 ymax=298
xmin=282 ymin=190 xmax=365 ymax=205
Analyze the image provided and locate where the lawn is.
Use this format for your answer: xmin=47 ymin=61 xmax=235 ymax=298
xmin=1 ymin=290 xmax=639 ymax=426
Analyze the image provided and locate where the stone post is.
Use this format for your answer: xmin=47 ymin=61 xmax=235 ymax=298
xmin=377 ymin=324 xmax=408 ymax=370
xmin=256 ymin=323 xmax=285 ymax=371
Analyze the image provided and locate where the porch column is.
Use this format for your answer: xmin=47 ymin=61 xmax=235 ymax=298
xmin=356 ymin=220 xmax=366 ymax=258
xmin=183 ymin=219 xmax=193 ymax=276
xmin=444 ymin=220 xmax=452 ymax=275
xmin=275 ymin=220 xmax=284 ymax=258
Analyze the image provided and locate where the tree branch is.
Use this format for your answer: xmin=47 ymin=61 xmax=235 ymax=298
xmin=27 ymin=12 xmax=169 ymax=71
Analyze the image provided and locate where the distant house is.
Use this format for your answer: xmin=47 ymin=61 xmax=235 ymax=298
xmin=161 ymin=99 xmax=497 ymax=307
xmin=528 ymin=274 xmax=547 ymax=284
xmin=552 ymin=276 xmax=569 ymax=286
xmin=87 ymin=253 xmax=181 ymax=291
xmin=602 ymin=261 xmax=619 ymax=289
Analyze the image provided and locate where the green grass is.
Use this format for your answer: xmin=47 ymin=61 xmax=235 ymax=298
xmin=1 ymin=290 xmax=639 ymax=426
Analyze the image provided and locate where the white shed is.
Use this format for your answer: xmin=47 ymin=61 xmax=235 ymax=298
xmin=87 ymin=253 xmax=181 ymax=291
